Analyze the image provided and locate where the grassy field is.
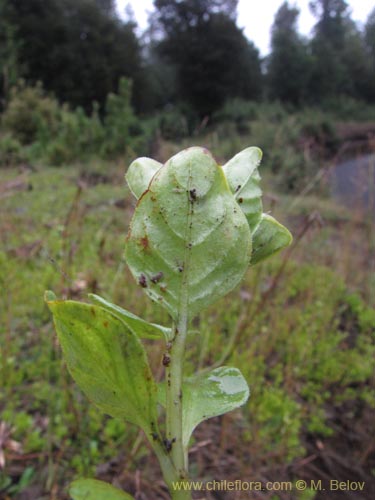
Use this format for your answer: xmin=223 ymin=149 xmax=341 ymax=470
xmin=0 ymin=148 xmax=374 ymax=499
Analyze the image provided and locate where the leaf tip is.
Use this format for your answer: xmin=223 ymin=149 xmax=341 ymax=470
xmin=44 ymin=290 xmax=57 ymax=303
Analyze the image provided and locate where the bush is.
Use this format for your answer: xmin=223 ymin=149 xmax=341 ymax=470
xmin=1 ymin=81 xmax=61 ymax=145
xmin=156 ymin=107 xmax=190 ymax=141
xmin=0 ymin=133 xmax=26 ymax=166
xmin=102 ymin=78 xmax=144 ymax=158
xmin=213 ymin=98 xmax=258 ymax=134
xmin=43 ymin=104 xmax=106 ymax=165
xmin=0 ymin=78 xmax=146 ymax=165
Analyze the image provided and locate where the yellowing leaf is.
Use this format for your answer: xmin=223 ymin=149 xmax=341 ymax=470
xmin=46 ymin=297 xmax=159 ymax=436
xmin=70 ymin=479 xmax=134 ymax=500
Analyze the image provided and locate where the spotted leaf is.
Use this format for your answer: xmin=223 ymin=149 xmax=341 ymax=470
xmin=125 ymin=147 xmax=252 ymax=321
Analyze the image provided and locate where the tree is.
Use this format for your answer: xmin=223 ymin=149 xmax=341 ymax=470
xmin=153 ymin=0 xmax=262 ymax=116
xmin=362 ymin=8 xmax=375 ymax=101
xmin=308 ymin=0 xmax=370 ymax=101
xmin=309 ymin=0 xmax=350 ymax=49
xmin=3 ymin=0 xmax=144 ymax=111
xmin=95 ymin=0 xmax=116 ymax=16
xmin=267 ymin=2 xmax=312 ymax=105
xmin=0 ymin=0 xmax=21 ymax=106
xmin=365 ymin=7 xmax=375 ymax=58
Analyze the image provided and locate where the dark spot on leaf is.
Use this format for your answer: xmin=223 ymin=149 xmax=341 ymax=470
xmin=162 ymin=353 xmax=171 ymax=366
xmin=151 ymin=271 xmax=164 ymax=284
xmin=238 ymin=197 xmax=243 ymax=204
xmin=235 ymin=185 xmax=242 ymax=193
xmin=103 ymin=321 xmax=109 ymax=328
xmin=177 ymin=264 xmax=184 ymax=272
xmin=151 ymin=432 xmax=159 ymax=441
xmin=139 ymin=236 xmax=149 ymax=250
xmin=138 ymin=274 xmax=148 ymax=288
xmin=90 ymin=307 xmax=96 ymax=316
xmin=189 ymin=188 xmax=197 ymax=202
xmin=187 ymin=243 xmax=192 ymax=249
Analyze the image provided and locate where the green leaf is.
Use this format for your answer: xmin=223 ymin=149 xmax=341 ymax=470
xmin=88 ymin=293 xmax=172 ymax=341
xmin=158 ymin=367 xmax=249 ymax=449
xmin=70 ymin=479 xmax=134 ymax=500
xmin=182 ymin=367 xmax=250 ymax=448
xmin=126 ymin=157 xmax=162 ymax=199
xmin=45 ymin=296 xmax=159 ymax=435
xmin=250 ymin=214 xmax=293 ymax=266
xmin=125 ymin=147 xmax=252 ymax=321
xmin=222 ymin=147 xmax=263 ymax=232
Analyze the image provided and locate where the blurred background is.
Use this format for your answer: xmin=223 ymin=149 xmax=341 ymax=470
xmin=0 ymin=1 xmax=374 ymax=499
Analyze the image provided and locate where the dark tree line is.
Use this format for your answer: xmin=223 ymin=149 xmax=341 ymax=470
xmin=1 ymin=0 xmax=375 ymax=117
xmin=0 ymin=0 xmax=143 ymax=111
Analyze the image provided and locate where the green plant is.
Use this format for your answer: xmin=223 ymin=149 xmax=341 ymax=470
xmin=0 ymin=133 xmax=25 ymax=166
xmin=1 ymin=80 xmax=61 ymax=145
xmin=45 ymin=147 xmax=292 ymax=499
xmin=101 ymin=78 xmax=143 ymax=158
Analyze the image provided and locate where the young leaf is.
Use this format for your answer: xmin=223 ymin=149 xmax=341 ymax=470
xmin=126 ymin=157 xmax=162 ymax=199
xmin=70 ymin=478 xmax=134 ymax=500
xmin=250 ymin=214 xmax=292 ymax=266
xmin=222 ymin=147 xmax=263 ymax=232
xmin=45 ymin=296 xmax=159 ymax=435
xmin=125 ymin=147 xmax=252 ymax=321
xmin=158 ymin=367 xmax=249 ymax=449
xmin=88 ymin=293 xmax=172 ymax=341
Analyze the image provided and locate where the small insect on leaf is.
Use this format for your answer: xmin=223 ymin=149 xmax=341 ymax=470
xmin=150 ymin=271 xmax=164 ymax=284
xmin=138 ymin=274 xmax=148 ymax=288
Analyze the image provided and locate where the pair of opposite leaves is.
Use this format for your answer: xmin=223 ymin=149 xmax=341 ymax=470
xmin=125 ymin=146 xmax=292 ymax=321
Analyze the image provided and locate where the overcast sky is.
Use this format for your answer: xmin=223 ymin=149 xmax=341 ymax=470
xmin=116 ymin=0 xmax=374 ymax=55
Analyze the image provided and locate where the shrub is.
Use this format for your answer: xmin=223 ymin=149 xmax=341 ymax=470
xmin=213 ymin=98 xmax=258 ymax=134
xmin=0 ymin=133 xmax=26 ymax=166
xmin=1 ymin=81 xmax=61 ymax=145
xmin=102 ymin=78 xmax=143 ymax=158
xmin=156 ymin=107 xmax=190 ymax=141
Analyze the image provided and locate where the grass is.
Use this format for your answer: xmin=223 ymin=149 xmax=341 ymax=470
xmin=0 ymin=155 xmax=374 ymax=499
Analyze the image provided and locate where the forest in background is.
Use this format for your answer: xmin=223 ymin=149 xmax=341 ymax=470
xmin=1 ymin=0 xmax=375 ymax=119
xmin=1 ymin=0 xmax=375 ymax=192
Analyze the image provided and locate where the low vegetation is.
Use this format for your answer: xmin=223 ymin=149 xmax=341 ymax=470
xmin=0 ymin=141 xmax=374 ymax=497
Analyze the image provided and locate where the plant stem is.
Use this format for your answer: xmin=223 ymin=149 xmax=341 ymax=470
xmin=166 ymin=318 xmax=189 ymax=477
xmin=159 ymin=183 xmax=194 ymax=499
xmin=152 ymin=438 xmax=191 ymax=500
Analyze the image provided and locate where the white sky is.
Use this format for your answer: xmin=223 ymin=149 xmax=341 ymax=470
xmin=116 ymin=0 xmax=375 ymax=55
